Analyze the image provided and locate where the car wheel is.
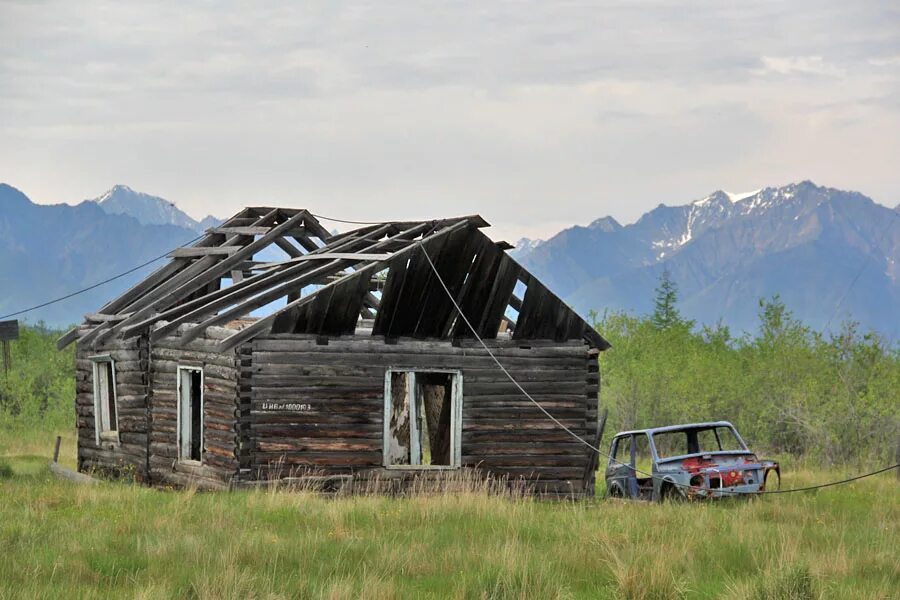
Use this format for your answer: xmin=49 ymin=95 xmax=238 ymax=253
xmin=661 ymin=482 xmax=683 ymax=502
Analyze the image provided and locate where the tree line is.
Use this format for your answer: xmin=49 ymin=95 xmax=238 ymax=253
xmin=591 ymin=271 xmax=899 ymax=465
xmin=2 ymin=278 xmax=898 ymax=467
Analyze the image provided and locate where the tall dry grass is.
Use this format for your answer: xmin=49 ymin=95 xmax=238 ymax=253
xmin=0 ymin=436 xmax=896 ymax=600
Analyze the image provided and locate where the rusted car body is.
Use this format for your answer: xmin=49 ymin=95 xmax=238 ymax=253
xmin=605 ymin=421 xmax=780 ymax=501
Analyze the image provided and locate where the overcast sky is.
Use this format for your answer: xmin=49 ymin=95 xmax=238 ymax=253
xmin=2 ymin=1 xmax=899 ymax=240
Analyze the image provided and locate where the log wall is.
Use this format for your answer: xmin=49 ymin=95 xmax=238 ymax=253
xmin=147 ymin=324 xmax=241 ymax=489
xmin=240 ymin=334 xmax=600 ymax=498
xmin=75 ymin=334 xmax=150 ymax=480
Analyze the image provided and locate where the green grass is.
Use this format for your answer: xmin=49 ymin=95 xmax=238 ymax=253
xmin=0 ymin=431 xmax=897 ymax=599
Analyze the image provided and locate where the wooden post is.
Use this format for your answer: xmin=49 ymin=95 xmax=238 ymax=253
xmin=0 ymin=320 xmax=19 ymax=375
xmin=582 ymin=408 xmax=609 ymax=495
xmin=53 ymin=436 xmax=62 ymax=464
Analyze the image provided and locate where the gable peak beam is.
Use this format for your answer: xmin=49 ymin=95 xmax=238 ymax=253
xmin=75 ymin=209 xmax=259 ymax=348
xmin=211 ymin=219 xmax=471 ymax=353
xmin=139 ymin=222 xmax=403 ymax=343
xmin=93 ymin=207 xmax=254 ymax=318
xmin=84 ymin=208 xmax=283 ymax=348
xmin=173 ymin=221 xmax=440 ymax=347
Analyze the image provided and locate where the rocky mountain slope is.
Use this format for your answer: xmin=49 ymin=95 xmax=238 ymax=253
xmin=516 ymin=182 xmax=900 ymax=337
xmin=0 ymin=184 xmax=201 ymax=326
xmin=91 ymin=184 xmax=220 ymax=232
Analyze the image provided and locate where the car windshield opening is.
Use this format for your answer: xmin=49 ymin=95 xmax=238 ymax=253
xmin=654 ymin=426 xmax=745 ymax=458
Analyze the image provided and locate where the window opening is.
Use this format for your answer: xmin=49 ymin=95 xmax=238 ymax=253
xmin=384 ymin=370 xmax=461 ymax=468
xmin=91 ymin=357 xmax=118 ymax=443
xmin=178 ymin=367 xmax=204 ymax=462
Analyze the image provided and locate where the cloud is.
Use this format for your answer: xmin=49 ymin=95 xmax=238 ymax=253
xmin=1 ymin=1 xmax=899 ymax=238
xmin=756 ymin=56 xmax=845 ymax=78
xmin=868 ymin=56 xmax=900 ymax=67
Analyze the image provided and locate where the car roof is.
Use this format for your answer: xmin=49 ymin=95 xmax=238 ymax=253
xmin=613 ymin=421 xmax=735 ymax=437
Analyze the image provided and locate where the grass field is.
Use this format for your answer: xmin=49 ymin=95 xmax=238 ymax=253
xmin=0 ymin=431 xmax=897 ymax=600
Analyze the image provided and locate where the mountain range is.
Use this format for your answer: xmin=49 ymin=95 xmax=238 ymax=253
xmin=0 ymin=184 xmax=207 ymax=326
xmin=514 ymin=181 xmax=900 ymax=339
xmin=1 ymin=181 xmax=898 ymax=338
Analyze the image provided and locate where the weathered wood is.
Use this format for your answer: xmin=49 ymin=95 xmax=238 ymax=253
xmin=169 ymin=246 xmax=243 ymax=258
xmin=51 ymin=462 xmax=101 ymax=485
xmin=138 ymin=222 xmax=402 ymax=341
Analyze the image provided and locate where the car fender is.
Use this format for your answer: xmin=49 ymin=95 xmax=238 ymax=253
xmin=656 ymin=475 xmax=685 ymax=500
xmin=761 ymin=462 xmax=781 ymax=491
xmin=607 ymin=481 xmax=627 ymax=498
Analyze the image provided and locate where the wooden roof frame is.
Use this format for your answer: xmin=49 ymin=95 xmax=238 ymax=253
xmin=59 ymin=208 xmax=610 ymax=353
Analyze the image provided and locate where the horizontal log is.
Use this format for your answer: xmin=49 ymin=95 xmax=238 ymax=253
xmin=463 ymin=430 xmax=592 ymax=443
xmin=253 ymin=337 xmax=586 ymax=354
xmin=463 ymin=408 xmax=587 ymax=419
xmin=255 ymin=438 xmax=380 ymax=452
xmin=463 ymin=442 xmax=589 ymax=455
xmin=465 ymin=382 xmax=585 ymax=394
xmin=251 ymin=451 xmax=381 ymax=467
xmin=151 ymin=347 xmax=237 ymax=368
xmin=250 ymin=387 xmax=382 ymax=399
xmin=51 ymin=462 xmax=101 ymax=485
xmin=244 ymin=413 xmax=381 ymax=425
xmin=157 ymin=336 xmax=239 ymax=355
xmin=150 ymin=442 xmax=178 ymax=458
xmin=248 ymin=423 xmax=383 ymax=435
xmin=148 ymin=468 xmax=227 ymax=491
xmin=252 ymin=352 xmax=582 ymax=370
xmin=248 ymin=375 xmax=383 ymax=388
xmin=462 ymin=455 xmax=588 ymax=467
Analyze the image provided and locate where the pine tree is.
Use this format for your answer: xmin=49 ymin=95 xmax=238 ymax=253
xmin=651 ymin=269 xmax=682 ymax=329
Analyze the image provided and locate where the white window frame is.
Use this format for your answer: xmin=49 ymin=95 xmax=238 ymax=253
xmin=382 ymin=368 xmax=463 ymax=470
xmin=176 ymin=366 xmax=205 ymax=464
xmin=90 ymin=354 xmax=119 ymax=444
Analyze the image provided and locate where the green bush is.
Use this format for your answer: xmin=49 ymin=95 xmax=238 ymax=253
xmin=592 ymin=292 xmax=900 ymax=466
xmin=0 ymin=322 xmax=74 ymax=434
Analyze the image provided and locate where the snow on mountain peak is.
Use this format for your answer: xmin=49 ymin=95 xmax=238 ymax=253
xmin=91 ymin=185 xmax=221 ymax=233
xmin=724 ymin=189 xmax=762 ymax=203
xmin=97 ymin=184 xmax=136 ymax=203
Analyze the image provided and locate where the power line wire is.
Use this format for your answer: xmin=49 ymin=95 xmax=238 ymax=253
xmin=2 ymin=208 xmax=897 ymax=494
xmin=419 ymin=245 xmax=899 ymax=496
xmin=310 ymin=213 xmax=392 ymax=226
xmin=0 ymin=233 xmax=205 ymax=321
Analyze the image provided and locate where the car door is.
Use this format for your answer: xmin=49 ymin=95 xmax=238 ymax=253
xmin=606 ymin=435 xmax=635 ymax=497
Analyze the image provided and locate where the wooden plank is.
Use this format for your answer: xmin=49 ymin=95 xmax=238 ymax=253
xmin=81 ymin=209 xmax=279 ymax=347
xmin=212 ymin=226 xmax=271 ymax=235
xmin=140 ymin=223 xmax=402 ymax=342
xmin=57 ymin=327 xmax=81 ymax=350
xmin=474 ymin=254 xmax=521 ymax=338
xmin=92 ymin=208 xmax=253 ymax=318
xmin=411 ymin=226 xmax=479 ymax=338
xmin=169 ymin=246 xmax=242 ymax=258
xmin=257 ymin=253 xmax=393 ymax=267
xmin=211 ymin=220 xmax=470 ymax=352
xmin=273 ymin=237 xmax=304 ymax=259
xmin=99 ymin=209 xmax=285 ymax=336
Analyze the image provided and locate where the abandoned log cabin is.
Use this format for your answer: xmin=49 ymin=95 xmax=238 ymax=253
xmin=58 ymin=208 xmax=610 ymax=497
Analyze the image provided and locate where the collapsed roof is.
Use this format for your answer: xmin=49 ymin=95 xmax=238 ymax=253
xmin=59 ymin=207 xmax=609 ymax=353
